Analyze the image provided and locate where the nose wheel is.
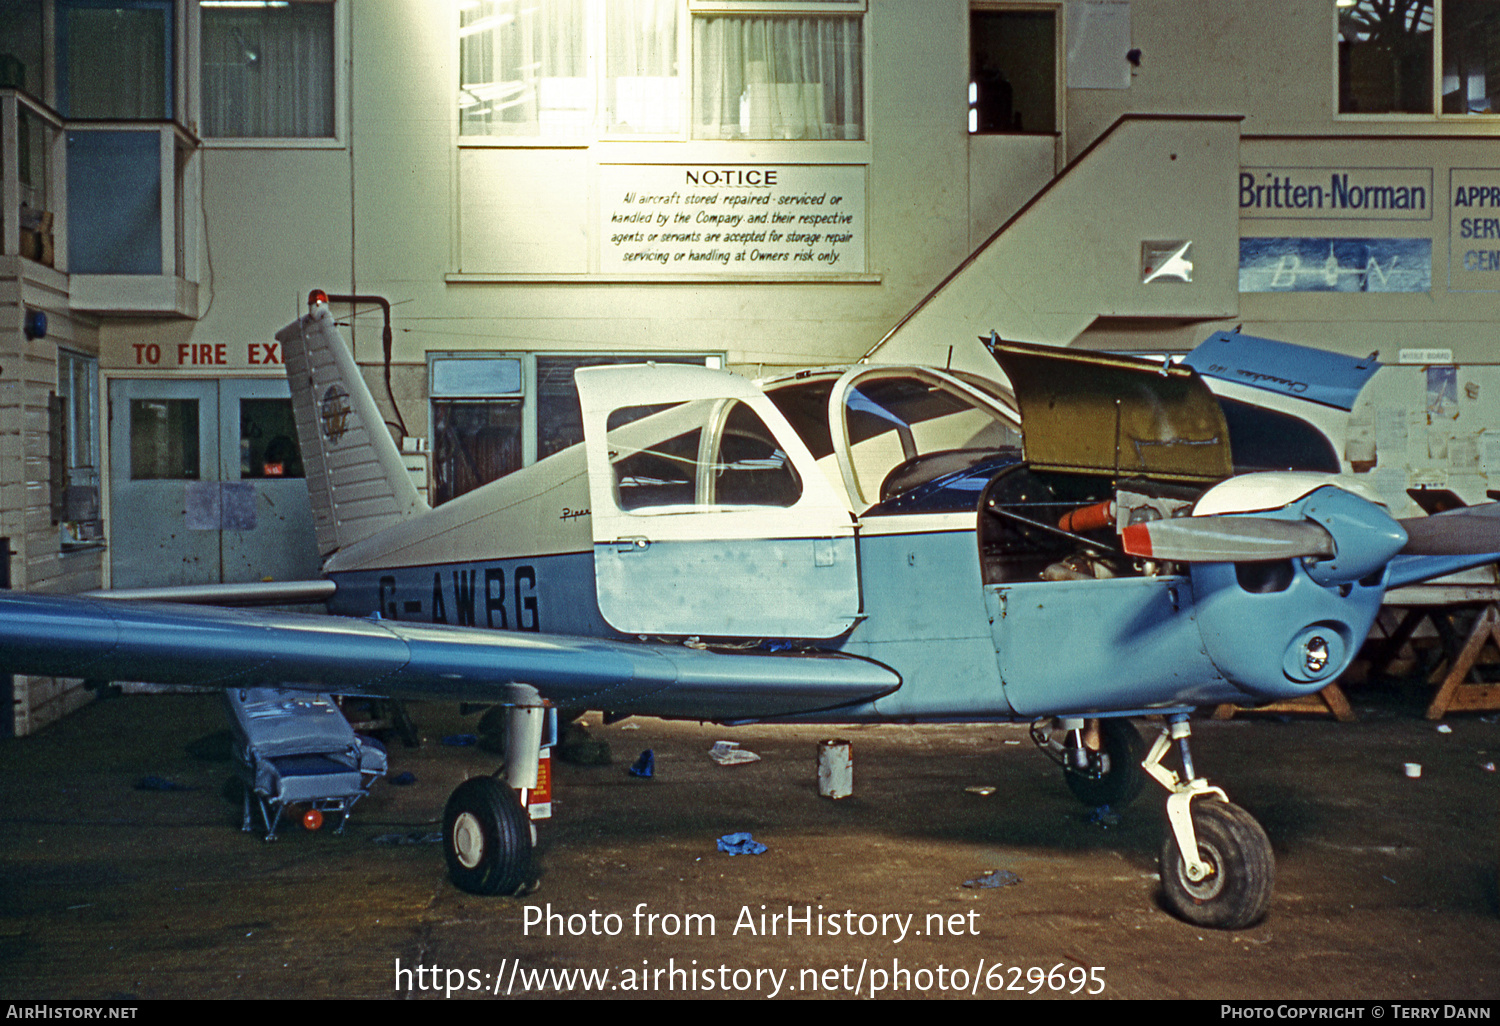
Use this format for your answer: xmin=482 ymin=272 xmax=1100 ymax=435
xmin=1159 ymin=796 xmax=1274 ymax=929
xmin=1144 ymin=718 xmax=1274 ymax=930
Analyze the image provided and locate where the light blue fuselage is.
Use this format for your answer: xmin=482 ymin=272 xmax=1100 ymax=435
xmin=326 ymin=508 xmax=1385 ymax=724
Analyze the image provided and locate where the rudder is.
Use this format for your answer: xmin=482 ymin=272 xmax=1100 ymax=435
xmin=276 ymin=293 xmax=425 ymax=560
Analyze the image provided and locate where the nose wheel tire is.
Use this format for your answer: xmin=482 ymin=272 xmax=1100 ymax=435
xmin=444 ymin=776 xmax=534 ymax=896
xmin=1159 ymin=799 xmax=1274 ymax=930
xmin=1064 ymin=717 xmax=1146 ymax=808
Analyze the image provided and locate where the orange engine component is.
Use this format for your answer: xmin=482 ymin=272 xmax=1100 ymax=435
xmin=1058 ymin=500 xmax=1115 ymax=534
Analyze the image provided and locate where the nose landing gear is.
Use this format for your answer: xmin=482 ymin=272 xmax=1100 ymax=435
xmin=1145 ymin=717 xmax=1274 ymax=930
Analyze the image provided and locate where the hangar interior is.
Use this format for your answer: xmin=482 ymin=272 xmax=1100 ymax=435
xmin=2 ymin=0 xmax=1499 ymax=734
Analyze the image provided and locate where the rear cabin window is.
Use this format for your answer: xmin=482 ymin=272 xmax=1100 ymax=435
xmin=607 ymin=399 xmax=802 ymax=512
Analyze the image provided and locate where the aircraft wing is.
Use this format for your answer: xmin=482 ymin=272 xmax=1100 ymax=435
xmin=0 ymin=593 xmax=898 ymax=721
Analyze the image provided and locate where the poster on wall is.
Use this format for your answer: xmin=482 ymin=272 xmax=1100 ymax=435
xmin=1449 ymin=169 xmax=1500 ymax=291
xmin=1238 ymin=237 xmax=1432 ymax=293
xmin=1239 ymin=167 xmax=1432 ymax=221
xmin=599 ymin=164 xmax=865 ymax=275
xmin=1067 ymin=2 xmax=1132 ymax=90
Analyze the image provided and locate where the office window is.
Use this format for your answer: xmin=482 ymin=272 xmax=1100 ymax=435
xmin=58 ymin=0 xmax=172 ymax=119
xmin=429 ymin=355 xmax=524 ymax=505
xmin=1338 ymin=0 xmax=1433 ymax=113
xmin=53 ymin=351 xmax=103 ymax=545
xmin=458 ymin=0 xmax=864 ymax=140
xmin=607 ymin=0 xmax=683 ymax=134
xmin=1337 ymin=0 xmax=1500 ymax=115
xmin=129 ymin=399 xmax=199 ymax=480
xmin=202 ymin=0 xmax=336 ymax=138
xmin=1441 ymin=0 xmax=1500 ymax=112
xmin=969 ymin=8 xmax=1056 ymax=134
xmin=240 ymin=399 xmax=305 ymax=479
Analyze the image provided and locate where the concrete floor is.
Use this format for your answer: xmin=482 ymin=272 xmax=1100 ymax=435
xmin=0 ymin=686 xmax=1497 ymax=1001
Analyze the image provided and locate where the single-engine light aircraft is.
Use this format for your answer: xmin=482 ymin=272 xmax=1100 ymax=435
xmin=3 ymin=293 xmax=1499 ymax=931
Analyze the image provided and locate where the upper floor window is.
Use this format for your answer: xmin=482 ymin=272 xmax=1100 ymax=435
xmin=458 ymin=0 xmax=864 ymax=141
xmin=1339 ymin=0 xmax=1500 ymax=116
xmin=201 ymin=0 xmax=336 ymax=138
xmin=58 ymin=0 xmax=173 ymax=119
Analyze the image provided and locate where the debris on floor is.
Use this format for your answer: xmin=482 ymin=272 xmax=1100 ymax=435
xmin=629 ymin=750 xmax=655 ymax=778
xmin=717 ymin=832 xmax=768 ymax=856
xmin=1087 ymin=804 xmax=1121 ymax=828
xmin=709 ymin=740 xmax=761 ymax=766
xmin=372 ymin=832 xmax=443 ymax=845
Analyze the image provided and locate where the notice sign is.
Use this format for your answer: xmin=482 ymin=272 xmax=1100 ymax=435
xmin=599 ymin=164 xmax=865 ymax=274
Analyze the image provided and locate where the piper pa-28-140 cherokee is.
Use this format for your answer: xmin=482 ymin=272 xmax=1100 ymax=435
xmin=3 ymin=292 xmax=1498 ymax=930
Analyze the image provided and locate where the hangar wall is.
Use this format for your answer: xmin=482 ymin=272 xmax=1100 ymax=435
xmin=3 ymin=0 xmax=1500 ymax=732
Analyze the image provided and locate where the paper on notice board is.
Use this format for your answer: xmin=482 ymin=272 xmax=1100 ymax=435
xmin=1068 ymin=2 xmax=1131 ymax=89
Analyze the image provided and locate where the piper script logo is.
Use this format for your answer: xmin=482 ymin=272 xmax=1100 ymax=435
xmin=320 ymin=385 xmax=352 ymax=444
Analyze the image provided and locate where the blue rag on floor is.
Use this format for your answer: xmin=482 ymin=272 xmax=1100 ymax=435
xmin=717 ymin=832 xmax=767 ymax=856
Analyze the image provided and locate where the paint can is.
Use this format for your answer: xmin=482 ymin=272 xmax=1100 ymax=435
xmin=818 ymin=738 xmax=853 ymax=799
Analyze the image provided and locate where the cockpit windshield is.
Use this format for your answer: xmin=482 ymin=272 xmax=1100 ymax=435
xmin=765 ymin=368 xmax=1021 ymax=509
xmin=840 ymin=370 xmax=1021 ymax=506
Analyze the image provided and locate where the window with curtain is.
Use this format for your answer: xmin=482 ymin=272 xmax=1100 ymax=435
xmin=458 ymin=1 xmax=863 ymax=140
xmin=692 ymin=13 xmax=863 ymax=140
xmin=605 ymin=0 xmax=681 ymax=134
xmin=202 ymin=1 xmax=335 ymax=138
xmin=459 ymin=0 xmax=590 ymax=137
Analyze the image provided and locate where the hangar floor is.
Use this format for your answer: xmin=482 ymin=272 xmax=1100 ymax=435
xmin=0 ymin=687 xmax=1497 ymax=1001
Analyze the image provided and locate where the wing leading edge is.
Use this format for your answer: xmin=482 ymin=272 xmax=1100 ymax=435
xmin=0 ymin=593 xmax=898 ymax=721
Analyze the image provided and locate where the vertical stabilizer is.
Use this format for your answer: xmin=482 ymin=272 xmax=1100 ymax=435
xmin=276 ymin=294 xmax=426 ymax=559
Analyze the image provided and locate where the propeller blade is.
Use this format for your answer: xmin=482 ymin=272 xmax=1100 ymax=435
xmin=1121 ymin=516 xmax=1336 ymax=563
xmin=1398 ymin=503 xmax=1500 ymax=556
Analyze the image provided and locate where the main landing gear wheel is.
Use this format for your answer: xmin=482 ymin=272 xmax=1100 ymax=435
xmin=1063 ymin=718 xmax=1146 ymax=808
xmin=1159 ymin=799 xmax=1274 ymax=930
xmin=443 ymin=776 xmax=534 ymax=896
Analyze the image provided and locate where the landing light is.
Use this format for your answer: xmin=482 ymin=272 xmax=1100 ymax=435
xmin=1283 ymin=626 xmax=1345 ymax=683
xmin=1303 ymin=635 xmax=1330 ymax=675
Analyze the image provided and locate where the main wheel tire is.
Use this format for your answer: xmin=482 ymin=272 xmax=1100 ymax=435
xmin=443 ymin=776 xmax=534 ymax=896
xmin=1159 ymin=799 xmax=1274 ymax=930
xmin=1063 ymin=718 xmax=1146 ymax=808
